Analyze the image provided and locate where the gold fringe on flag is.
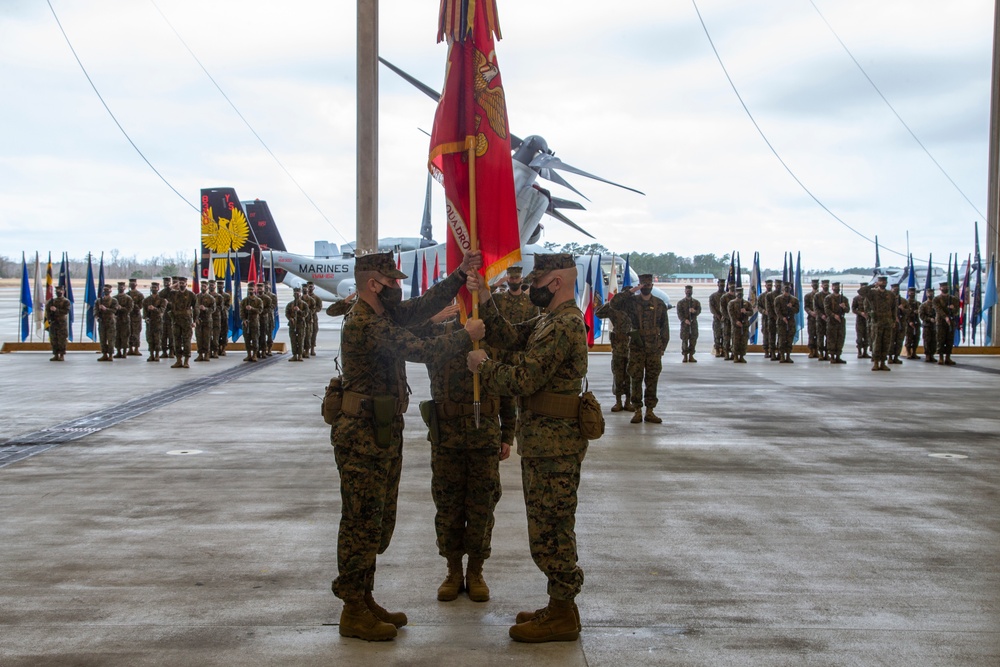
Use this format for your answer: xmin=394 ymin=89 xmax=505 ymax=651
xmin=437 ymin=0 xmax=502 ymax=43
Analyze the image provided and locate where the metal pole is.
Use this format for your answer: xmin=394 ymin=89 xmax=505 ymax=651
xmin=357 ymin=0 xmax=379 ymax=255
xmin=988 ymin=0 xmax=1000 ymax=344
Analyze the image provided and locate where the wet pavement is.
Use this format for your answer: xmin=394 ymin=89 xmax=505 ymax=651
xmin=1 ymin=296 xmax=999 ymax=666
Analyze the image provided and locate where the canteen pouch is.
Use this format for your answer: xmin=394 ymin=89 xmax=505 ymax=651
xmin=322 ymin=377 xmax=344 ymax=425
xmin=419 ymin=400 xmax=441 ymax=446
xmin=578 ymin=384 xmax=605 ymax=441
xmin=372 ymin=394 xmax=398 ymax=449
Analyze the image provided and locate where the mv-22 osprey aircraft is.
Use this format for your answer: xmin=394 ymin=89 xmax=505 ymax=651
xmin=201 ymin=60 xmax=663 ymax=303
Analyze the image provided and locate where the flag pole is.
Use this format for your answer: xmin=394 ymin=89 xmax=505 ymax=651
xmin=469 ymin=142 xmax=481 ymax=427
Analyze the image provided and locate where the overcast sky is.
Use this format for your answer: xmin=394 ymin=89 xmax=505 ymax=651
xmin=0 ymin=0 xmax=994 ymax=271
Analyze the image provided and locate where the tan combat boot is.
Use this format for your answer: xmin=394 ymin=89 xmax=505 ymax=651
xmin=171 ymin=358 xmax=183 ymax=368
xmin=509 ymin=597 xmax=580 ymax=643
xmin=338 ymin=600 xmax=397 ymax=641
xmin=644 ymin=408 xmax=662 ymax=424
xmin=630 ymin=408 xmax=643 ymax=424
xmin=466 ymin=558 xmax=490 ymax=602
xmin=611 ymin=397 xmax=623 ymax=412
xmin=182 ymin=356 xmax=190 ymax=368
xmin=879 ymin=361 xmax=890 ymax=371
xmin=437 ymin=556 xmax=464 ymax=601
xmin=945 ymin=355 xmax=956 ymax=366
xmin=147 ymin=353 xmax=156 ymax=362
xmin=688 ymin=354 xmax=697 ymax=363
xmin=364 ymin=590 xmax=407 ymax=628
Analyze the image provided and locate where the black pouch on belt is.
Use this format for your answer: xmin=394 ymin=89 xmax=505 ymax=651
xmin=372 ymin=395 xmax=397 ymax=449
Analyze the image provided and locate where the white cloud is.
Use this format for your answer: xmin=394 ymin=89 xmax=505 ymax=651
xmin=0 ymin=0 xmax=993 ymax=270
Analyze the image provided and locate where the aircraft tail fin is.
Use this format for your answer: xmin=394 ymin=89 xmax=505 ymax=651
xmin=199 ymin=187 xmax=288 ymax=283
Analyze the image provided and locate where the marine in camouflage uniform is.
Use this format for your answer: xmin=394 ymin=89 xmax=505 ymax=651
xmin=859 ymin=276 xmax=896 ymax=371
xmin=918 ymin=290 xmax=937 ymax=363
xmin=254 ymin=283 xmax=267 ymax=356
xmin=126 ymin=278 xmax=144 ymax=355
xmin=611 ymin=273 xmax=669 ymax=424
xmin=757 ymin=279 xmax=774 ymax=358
xmin=208 ymin=280 xmax=223 ymax=358
xmin=160 ymin=277 xmax=174 ymax=358
xmin=194 ymin=281 xmax=216 ymax=362
xmin=260 ymin=282 xmax=276 ymax=357
xmin=851 ymin=283 xmax=870 ymax=359
xmin=331 ymin=250 xmax=481 ymax=642
xmin=676 ymin=284 xmax=702 ymax=363
xmin=814 ymin=279 xmax=831 ymax=360
xmin=326 ymin=293 xmax=356 ymax=318
xmin=764 ymin=281 xmax=782 ymax=362
xmin=216 ymin=279 xmax=232 ymax=356
xmin=45 ymin=285 xmax=71 ymax=361
xmin=491 ymin=266 xmax=539 ymax=324
xmin=239 ymin=282 xmax=263 ymax=362
xmin=708 ymin=279 xmax=726 ymax=357
xmin=904 ymin=287 xmax=921 ymax=359
xmin=595 ymin=293 xmax=632 ymax=411
xmin=169 ymin=276 xmax=196 ymax=368
xmin=888 ymin=284 xmax=908 ymax=364
xmin=285 ymin=287 xmax=308 ymax=361
xmin=307 ymin=282 xmax=321 ymax=356
xmin=469 ymin=253 xmax=588 ymax=643
xmin=933 ymin=282 xmax=961 ymax=366
xmin=142 ymin=282 xmax=166 ymax=362
xmin=413 ymin=315 xmax=514 ymax=604
xmin=113 ymin=282 xmax=133 ymax=358
xmin=96 ymin=285 xmax=119 ymax=361
xmin=823 ymin=282 xmax=850 ymax=364
xmin=804 ymin=279 xmax=819 ymax=358
xmin=773 ymin=282 xmax=799 ymax=363
xmin=726 ymin=287 xmax=751 ymax=362
xmin=719 ymin=282 xmax=736 ymax=360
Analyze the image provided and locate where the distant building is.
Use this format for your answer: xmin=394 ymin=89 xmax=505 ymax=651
xmin=668 ymin=273 xmax=718 ymax=283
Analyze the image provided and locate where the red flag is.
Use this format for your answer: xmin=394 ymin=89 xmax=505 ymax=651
xmin=192 ymin=250 xmax=200 ymax=294
xmin=422 ymin=254 xmax=430 ymax=293
xmin=430 ymin=0 xmax=520 ymax=314
xmin=247 ymin=252 xmax=258 ymax=290
xmin=432 ymin=252 xmax=441 ymax=284
xmin=582 ymin=260 xmax=595 ymax=346
xmin=396 ymin=252 xmax=402 ymax=272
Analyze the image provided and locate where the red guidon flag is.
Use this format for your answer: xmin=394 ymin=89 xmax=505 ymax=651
xmin=430 ymin=0 xmax=520 ymax=314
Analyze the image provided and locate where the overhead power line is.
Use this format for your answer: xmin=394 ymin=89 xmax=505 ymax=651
xmin=150 ymin=0 xmax=349 ymax=244
xmin=46 ymin=0 xmax=198 ymax=213
xmin=691 ymin=0 xmax=950 ymax=265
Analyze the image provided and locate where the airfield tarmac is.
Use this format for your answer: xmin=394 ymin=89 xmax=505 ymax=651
xmin=1 ymin=285 xmax=999 ymax=666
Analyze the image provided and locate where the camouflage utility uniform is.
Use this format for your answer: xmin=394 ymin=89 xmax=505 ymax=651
xmin=142 ymin=286 xmax=166 ymax=361
xmin=675 ymin=289 xmax=702 ymax=362
xmin=45 ymin=291 xmax=72 ymax=360
xmin=594 ymin=297 xmax=632 ymax=409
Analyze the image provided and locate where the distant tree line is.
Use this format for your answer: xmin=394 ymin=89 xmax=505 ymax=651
xmin=0 ymin=251 xmax=194 ymax=281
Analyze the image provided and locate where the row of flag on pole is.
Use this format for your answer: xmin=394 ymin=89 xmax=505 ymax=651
xmin=17 ymin=249 xmax=282 ymax=344
xmin=397 ymin=251 xmax=442 ymax=299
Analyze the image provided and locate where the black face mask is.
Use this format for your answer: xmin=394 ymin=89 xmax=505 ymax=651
xmin=508 ymin=282 xmax=522 ymax=292
xmin=377 ymin=284 xmax=403 ymax=309
xmin=640 ymin=286 xmax=653 ymax=295
xmin=529 ymin=283 xmax=555 ymax=308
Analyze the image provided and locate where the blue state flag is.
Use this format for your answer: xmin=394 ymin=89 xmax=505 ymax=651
xmin=593 ymin=255 xmax=604 ymax=338
xmin=97 ymin=252 xmax=106 ymax=296
xmin=984 ymin=254 xmax=997 ymax=346
xmin=84 ymin=254 xmax=97 ymax=341
xmin=622 ymin=253 xmax=632 ymax=289
xmin=62 ymin=252 xmax=75 ymax=341
xmin=230 ymin=253 xmax=243 ymax=342
xmin=269 ymin=251 xmax=280 ymax=339
xmin=793 ymin=251 xmax=804 ymax=341
xmin=922 ymin=253 xmax=933 ymax=302
xmin=410 ymin=252 xmax=421 ymax=298
xmin=20 ymin=252 xmax=33 ymax=342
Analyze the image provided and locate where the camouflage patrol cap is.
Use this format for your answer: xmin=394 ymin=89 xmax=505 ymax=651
xmin=506 ymin=266 xmax=523 ymax=277
xmin=128 ymin=278 xmax=137 ymax=284
xmin=200 ymin=280 xmax=209 ymax=286
xmin=821 ymin=279 xmax=830 ymax=284
xmin=292 ymin=286 xmax=301 ymax=292
xmin=876 ymin=275 xmax=888 ymax=282
xmin=524 ymin=253 xmax=575 ymax=283
xmin=150 ymin=282 xmax=159 ymax=288
xmin=717 ymin=278 xmax=726 ymax=285
xmin=117 ymin=281 xmax=126 ymax=287
xmin=355 ymin=251 xmax=407 ymax=279
xmin=765 ymin=279 xmax=773 ymax=285
xmin=247 ymin=281 xmax=256 ymax=287
xmin=103 ymin=284 xmax=113 ymax=291
xmin=684 ymin=284 xmax=693 ymax=290
xmin=907 ymin=286 xmax=916 ymax=293
xmin=638 ymin=273 xmax=654 ymax=283
xmin=177 ymin=276 xmax=188 ymax=282
xmin=216 ymin=279 xmax=225 ymax=285
xmin=832 ymin=281 xmax=841 ymax=287
xmin=939 ymin=281 xmax=949 ymax=287
xmin=811 ymin=278 xmax=820 ymax=285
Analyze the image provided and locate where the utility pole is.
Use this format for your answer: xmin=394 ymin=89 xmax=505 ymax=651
xmin=357 ymin=0 xmax=379 ymax=255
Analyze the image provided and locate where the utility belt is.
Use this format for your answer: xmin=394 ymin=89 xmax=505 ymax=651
xmin=522 ymin=391 xmax=581 ymax=420
xmin=435 ymin=396 xmax=501 ymax=420
xmin=341 ymin=391 xmax=409 ymax=419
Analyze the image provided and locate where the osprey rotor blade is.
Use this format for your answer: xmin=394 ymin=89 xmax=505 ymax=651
xmin=529 ymin=153 xmax=646 ymax=196
xmin=548 ymin=196 xmax=586 ymax=211
xmin=546 ymin=207 xmax=596 ymax=239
